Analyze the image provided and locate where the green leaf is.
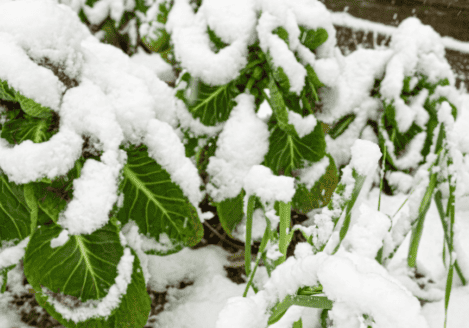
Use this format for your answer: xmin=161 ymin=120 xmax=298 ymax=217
xmin=305 ymin=64 xmax=324 ymax=89
xmin=1 ymin=264 xmax=16 ymax=293
xmin=0 ymin=79 xmax=17 ymax=102
xmin=407 ymin=167 xmax=438 ymax=267
xmin=332 ymin=169 xmax=367 ymax=254
xmin=117 ymin=145 xmax=203 ymax=255
xmin=216 ymin=191 xmax=245 ymax=237
xmin=266 ymin=74 xmax=297 ymax=135
xmin=24 ymin=222 xmax=124 ymax=303
xmin=176 ymin=72 xmax=239 ymax=126
xmin=207 ymin=26 xmax=229 ymax=52
xmin=16 ymin=93 xmax=53 ymax=119
xmin=0 ymin=174 xmax=31 ymax=246
xmin=272 ymin=27 xmax=290 ymax=47
xmin=292 ymin=155 xmax=338 ymax=214
xmin=142 ymin=28 xmax=170 ymax=53
xmin=196 ymin=136 xmax=218 ymax=181
xmin=268 ymin=294 xmax=333 ymax=325
xmin=29 ymin=241 xmax=150 ymax=328
xmin=328 ymin=114 xmax=356 ymax=140
xmin=264 ymin=122 xmax=326 ymax=176
xmin=1 ymin=114 xmax=53 ymax=144
xmin=30 ymin=158 xmax=84 ymax=224
xmin=299 ymin=27 xmax=328 ymax=51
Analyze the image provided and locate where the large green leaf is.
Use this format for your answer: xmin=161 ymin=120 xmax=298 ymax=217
xmin=117 ymin=145 xmax=203 ymax=255
xmin=1 ymin=114 xmax=53 ymax=144
xmin=264 ymin=121 xmax=326 ymax=176
xmin=0 ymin=174 xmax=31 ymax=247
xmin=207 ymin=26 xmax=229 ymax=53
xmin=31 ymin=157 xmax=84 ymax=224
xmin=272 ymin=27 xmax=290 ymax=48
xmin=299 ymin=27 xmax=328 ymax=52
xmin=216 ymin=190 xmax=245 ymax=237
xmin=0 ymin=79 xmax=17 ymax=102
xmin=176 ymin=72 xmax=239 ymax=126
xmin=15 ymin=93 xmax=53 ymax=119
xmin=292 ymin=155 xmax=338 ymax=214
xmin=266 ymin=74 xmax=297 ymax=136
xmin=24 ymin=222 xmax=124 ymax=302
xmin=26 ymin=225 xmax=150 ymax=328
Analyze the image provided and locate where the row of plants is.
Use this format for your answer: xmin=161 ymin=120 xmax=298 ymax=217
xmin=0 ymin=0 xmax=467 ymax=327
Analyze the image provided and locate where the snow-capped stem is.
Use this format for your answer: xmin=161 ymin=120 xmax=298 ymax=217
xmin=276 ymin=201 xmax=292 ymax=266
xmin=244 ymin=195 xmax=256 ymax=277
xmin=407 ymin=164 xmax=438 ymax=267
xmin=331 ymin=170 xmax=367 ymax=255
xmin=268 ymin=294 xmax=333 ymax=326
xmin=378 ymin=128 xmax=395 ymax=212
xmin=434 ymin=191 xmax=467 ymax=285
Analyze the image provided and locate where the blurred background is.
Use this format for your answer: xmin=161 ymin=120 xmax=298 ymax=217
xmin=320 ymin=0 xmax=469 ymax=91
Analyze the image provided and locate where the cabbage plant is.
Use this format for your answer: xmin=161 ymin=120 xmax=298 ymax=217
xmin=0 ymin=0 xmax=467 ymax=328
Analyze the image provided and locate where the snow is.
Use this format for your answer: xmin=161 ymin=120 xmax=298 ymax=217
xmin=342 ymin=203 xmax=391 ymax=259
xmin=257 ymin=11 xmax=306 ymax=95
xmin=50 ymin=229 xmax=70 ymax=248
xmin=349 ymin=139 xmax=382 ymax=177
xmin=145 ymin=118 xmax=203 ymax=207
xmin=58 ymin=158 xmax=121 ymax=235
xmin=207 ymin=94 xmax=269 ymax=202
xmin=231 ymin=208 xmax=267 ymax=243
xmin=296 ymin=155 xmax=330 ymax=190
xmin=0 ymin=238 xmax=29 ymax=270
xmin=386 ymin=171 xmax=414 ymax=194
xmin=288 ymin=111 xmax=317 ymax=138
xmin=166 ymin=0 xmax=250 ymax=85
xmin=130 ymin=48 xmax=176 ymax=83
xmin=0 ymin=127 xmax=83 ymax=184
xmin=422 ymin=286 xmax=469 ymax=328
xmin=243 ymin=165 xmax=295 ymax=205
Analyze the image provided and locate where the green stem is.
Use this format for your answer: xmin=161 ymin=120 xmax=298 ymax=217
xmin=332 ymin=170 xmax=367 ymax=255
xmin=275 ymin=201 xmax=291 ymax=266
xmin=244 ymin=195 xmax=256 ymax=277
xmin=378 ymin=128 xmax=395 ymax=211
xmin=243 ymin=224 xmax=270 ymax=297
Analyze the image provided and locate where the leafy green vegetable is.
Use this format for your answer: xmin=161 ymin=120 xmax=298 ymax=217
xmin=1 ymin=114 xmax=53 ymax=144
xmin=117 ymin=145 xmax=203 ymax=254
xmin=0 ymin=174 xmax=31 ymax=245
xmin=299 ymin=27 xmax=328 ymax=51
xmin=272 ymin=26 xmax=290 ymax=47
xmin=216 ymin=191 xmax=245 ymax=237
xmin=264 ymin=122 xmax=326 ymax=176
xmin=24 ymin=222 xmax=124 ymax=302
xmin=176 ymin=72 xmax=240 ymax=126
xmin=292 ymin=155 xmax=338 ymax=213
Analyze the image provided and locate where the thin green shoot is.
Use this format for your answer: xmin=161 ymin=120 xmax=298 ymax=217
xmin=407 ymin=164 xmax=438 ymax=267
xmin=268 ymin=294 xmax=333 ymax=325
xmin=275 ymin=201 xmax=292 ymax=266
xmin=332 ymin=170 xmax=367 ymax=255
xmin=244 ymin=195 xmax=256 ymax=277
xmin=378 ymin=128 xmax=395 ymax=212
xmin=443 ymin=151 xmax=456 ymax=328
xmin=243 ymin=224 xmax=270 ymax=297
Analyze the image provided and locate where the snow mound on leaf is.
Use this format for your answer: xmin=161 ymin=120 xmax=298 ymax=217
xmin=0 ymin=0 xmax=196 ymax=235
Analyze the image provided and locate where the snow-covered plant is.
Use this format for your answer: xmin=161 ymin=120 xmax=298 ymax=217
xmin=1 ymin=0 xmax=468 ymax=328
xmin=0 ymin=0 xmax=206 ymax=326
